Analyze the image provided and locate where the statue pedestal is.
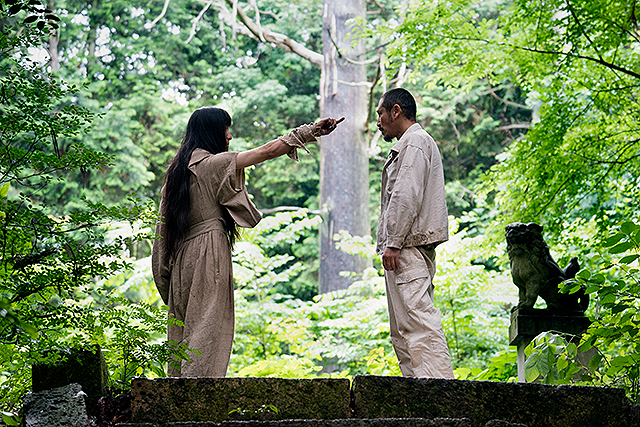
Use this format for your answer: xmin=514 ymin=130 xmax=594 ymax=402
xmin=509 ymin=308 xmax=591 ymax=382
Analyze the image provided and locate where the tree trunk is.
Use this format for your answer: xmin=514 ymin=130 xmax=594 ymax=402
xmin=319 ymin=0 xmax=370 ymax=293
xmin=48 ymin=0 xmax=59 ymax=72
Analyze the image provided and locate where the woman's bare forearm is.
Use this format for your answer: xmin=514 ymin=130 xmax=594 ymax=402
xmin=235 ymin=117 xmax=345 ymax=170
xmin=236 ymin=139 xmax=291 ymax=170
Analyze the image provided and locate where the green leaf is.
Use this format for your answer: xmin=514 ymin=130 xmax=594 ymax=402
xmin=557 ymin=356 xmax=568 ymax=371
xmin=578 ymin=337 xmax=595 ymax=353
xmin=455 ymin=367 xmax=472 ymax=380
xmin=609 ymin=242 xmax=634 ymax=254
xmin=588 ymin=352 xmax=603 ymax=371
xmin=0 ymin=182 xmax=9 ymax=198
xmin=525 ymin=364 xmax=540 ymax=383
xmin=1 ymin=412 xmax=20 ymax=426
xmin=603 ymin=233 xmax=625 ymax=247
xmin=577 ymin=269 xmax=591 ymax=280
xmin=612 ymin=304 xmax=629 ymax=314
xmin=620 ymin=221 xmax=640 ymax=235
xmin=8 ymin=4 xmax=22 ymax=15
xmin=536 ymin=347 xmax=553 ymax=376
xmin=606 ymin=364 xmax=624 ymax=376
xmin=619 ymin=254 xmax=640 ymax=265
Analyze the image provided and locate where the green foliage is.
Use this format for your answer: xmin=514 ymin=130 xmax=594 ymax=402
xmin=0 ymin=2 xmax=188 ymax=416
xmin=229 ymin=212 xmax=516 ymax=379
xmin=373 ymin=0 xmax=640 ymax=400
xmin=230 ymin=265 xmax=396 ymax=377
xmin=229 ymin=211 xmax=390 ymax=374
xmin=236 ymin=209 xmax=322 ymax=300
xmin=209 ymin=66 xmax=321 ymax=210
xmin=40 ymin=0 xmax=324 ymax=213
xmin=436 ymin=219 xmax=515 ymax=368
xmin=524 ymin=332 xmax=583 ymax=384
xmin=236 ymin=357 xmax=323 ymax=379
xmin=6 ymin=0 xmax=640 ymax=419
xmin=374 ymin=0 xmax=640 ymax=237
xmin=93 ymin=297 xmax=168 ymax=388
xmin=363 ymin=347 xmax=402 ymax=377
xmin=455 ymin=348 xmax=518 ymax=382
xmin=523 ymin=220 xmax=640 ymax=402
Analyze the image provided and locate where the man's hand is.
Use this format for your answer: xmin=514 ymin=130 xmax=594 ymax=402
xmin=316 ymin=117 xmax=345 ymax=136
xmin=382 ymin=247 xmax=400 ymax=271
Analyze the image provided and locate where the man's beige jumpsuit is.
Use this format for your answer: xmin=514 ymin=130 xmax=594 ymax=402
xmin=376 ymin=123 xmax=454 ymax=378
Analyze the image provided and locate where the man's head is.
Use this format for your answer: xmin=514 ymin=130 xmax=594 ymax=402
xmin=376 ymin=88 xmax=417 ymax=142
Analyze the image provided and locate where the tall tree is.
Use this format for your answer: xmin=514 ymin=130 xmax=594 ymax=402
xmin=318 ymin=0 xmax=370 ymax=292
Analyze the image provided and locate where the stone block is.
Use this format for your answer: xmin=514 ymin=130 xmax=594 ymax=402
xmin=119 ymin=418 xmax=473 ymax=427
xmin=351 ymin=375 xmax=631 ymax=427
xmin=31 ymin=344 xmax=108 ymax=414
xmin=631 ymin=404 xmax=640 ymax=427
xmin=508 ymin=309 xmax=591 ymax=346
xmin=22 ymin=383 xmax=88 ymax=427
xmin=130 ymin=377 xmax=351 ymax=423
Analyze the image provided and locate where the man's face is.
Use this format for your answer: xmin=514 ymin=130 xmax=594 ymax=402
xmin=376 ymin=100 xmax=396 ymax=142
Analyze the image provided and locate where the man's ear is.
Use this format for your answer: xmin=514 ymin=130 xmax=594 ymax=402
xmin=391 ymin=104 xmax=403 ymax=119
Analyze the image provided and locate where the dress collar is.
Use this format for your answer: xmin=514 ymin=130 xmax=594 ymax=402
xmin=188 ymin=148 xmax=212 ymax=168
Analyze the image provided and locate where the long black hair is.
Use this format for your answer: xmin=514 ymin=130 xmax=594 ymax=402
xmin=162 ymin=106 xmax=239 ymax=259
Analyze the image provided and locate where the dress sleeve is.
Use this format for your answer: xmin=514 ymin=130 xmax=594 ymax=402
xmin=211 ymin=152 xmax=262 ymax=228
xmin=151 ymin=196 xmax=171 ymax=305
xmin=278 ymin=123 xmax=321 ymax=161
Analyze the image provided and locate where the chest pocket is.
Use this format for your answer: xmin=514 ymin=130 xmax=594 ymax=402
xmin=384 ymin=152 xmax=399 ymax=195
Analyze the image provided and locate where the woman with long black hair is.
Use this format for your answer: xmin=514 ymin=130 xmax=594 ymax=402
xmin=152 ymin=106 xmax=343 ymax=377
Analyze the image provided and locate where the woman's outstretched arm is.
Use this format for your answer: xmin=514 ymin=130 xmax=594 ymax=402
xmin=236 ymin=117 xmax=344 ymax=170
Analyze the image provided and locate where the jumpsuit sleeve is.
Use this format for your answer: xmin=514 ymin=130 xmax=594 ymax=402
xmin=384 ymin=143 xmax=430 ymax=249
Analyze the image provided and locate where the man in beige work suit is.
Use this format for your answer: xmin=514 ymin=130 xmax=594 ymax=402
xmin=376 ymin=88 xmax=454 ymax=378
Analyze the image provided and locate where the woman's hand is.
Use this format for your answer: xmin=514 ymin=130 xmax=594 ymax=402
xmin=237 ymin=118 xmax=345 ymax=170
xmin=315 ymin=117 xmax=345 ymax=136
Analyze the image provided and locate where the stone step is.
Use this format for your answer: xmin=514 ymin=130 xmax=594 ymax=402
xmin=352 ymin=375 xmax=634 ymax=427
xmin=119 ymin=418 xmax=477 ymax=427
xmin=124 ymin=375 xmax=638 ymax=427
xmin=129 ymin=377 xmax=351 ymax=424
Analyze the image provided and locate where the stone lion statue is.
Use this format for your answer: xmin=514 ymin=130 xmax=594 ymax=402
xmin=506 ymin=222 xmax=589 ymax=312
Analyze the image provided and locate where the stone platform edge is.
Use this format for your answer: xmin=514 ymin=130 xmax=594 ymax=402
xmin=129 ymin=375 xmax=640 ymax=427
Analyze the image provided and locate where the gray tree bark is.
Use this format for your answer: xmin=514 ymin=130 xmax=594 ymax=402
xmin=319 ymin=0 xmax=370 ymax=293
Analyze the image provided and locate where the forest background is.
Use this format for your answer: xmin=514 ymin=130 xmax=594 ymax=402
xmin=1 ymin=0 xmax=639 ymax=423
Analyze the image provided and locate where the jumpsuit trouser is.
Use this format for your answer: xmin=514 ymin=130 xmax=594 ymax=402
xmin=384 ymin=245 xmax=454 ymax=378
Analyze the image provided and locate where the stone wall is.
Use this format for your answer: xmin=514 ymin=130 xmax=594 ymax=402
xmin=130 ymin=377 xmax=351 ymax=423
xmin=123 ymin=375 xmax=639 ymax=427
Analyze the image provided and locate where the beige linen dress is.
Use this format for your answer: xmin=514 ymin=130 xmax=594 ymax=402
xmin=152 ymin=149 xmax=261 ymax=377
